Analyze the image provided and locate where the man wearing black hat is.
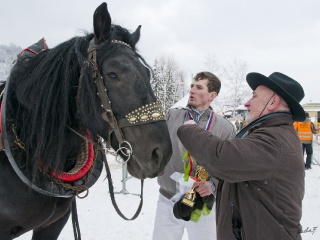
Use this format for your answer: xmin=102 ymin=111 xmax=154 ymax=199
xmin=175 ymin=72 xmax=305 ymax=239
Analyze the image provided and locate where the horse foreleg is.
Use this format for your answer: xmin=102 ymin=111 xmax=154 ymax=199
xmin=31 ymin=207 xmax=71 ymax=240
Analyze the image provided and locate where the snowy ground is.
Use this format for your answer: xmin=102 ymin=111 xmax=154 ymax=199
xmin=17 ymin=142 xmax=320 ymax=240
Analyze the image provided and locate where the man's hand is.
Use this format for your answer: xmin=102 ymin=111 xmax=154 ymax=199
xmin=192 ymin=181 xmax=212 ymax=197
xmin=183 ymin=120 xmax=196 ymax=125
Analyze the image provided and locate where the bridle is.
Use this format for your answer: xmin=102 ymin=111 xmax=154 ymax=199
xmin=77 ymin=38 xmax=165 ymax=156
xmin=74 ymin=38 xmax=165 ymax=221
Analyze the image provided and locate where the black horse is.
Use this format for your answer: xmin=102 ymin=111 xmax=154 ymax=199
xmin=0 ymin=2 xmax=172 ymax=239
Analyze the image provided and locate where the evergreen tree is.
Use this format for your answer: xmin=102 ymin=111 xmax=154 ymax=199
xmin=151 ymin=56 xmax=186 ymax=110
xmin=0 ymin=43 xmax=22 ymax=81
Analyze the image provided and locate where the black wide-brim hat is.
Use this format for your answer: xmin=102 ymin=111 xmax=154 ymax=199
xmin=246 ymin=72 xmax=305 ymax=121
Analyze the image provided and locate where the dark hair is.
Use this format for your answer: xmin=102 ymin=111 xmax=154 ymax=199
xmin=305 ymin=112 xmax=309 ymax=118
xmin=193 ymin=71 xmax=221 ymax=94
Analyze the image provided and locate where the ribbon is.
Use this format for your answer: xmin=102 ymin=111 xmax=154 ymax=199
xmin=182 ymin=111 xmax=213 ymax=182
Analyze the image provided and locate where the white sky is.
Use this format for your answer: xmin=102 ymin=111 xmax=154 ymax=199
xmin=1 ymin=0 xmax=319 ymax=104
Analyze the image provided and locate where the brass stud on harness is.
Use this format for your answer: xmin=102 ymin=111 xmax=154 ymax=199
xmin=111 ymin=39 xmax=132 ymax=49
xmin=125 ymin=102 xmax=165 ymax=125
xmin=152 ymin=112 xmax=161 ymax=118
xmin=140 ymin=115 xmax=148 ymax=121
xmin=129 ymin=117 xmax=137 ymax=122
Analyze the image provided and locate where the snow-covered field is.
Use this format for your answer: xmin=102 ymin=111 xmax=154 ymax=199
xmin=17 ymin=149 xmax=320 ymax=240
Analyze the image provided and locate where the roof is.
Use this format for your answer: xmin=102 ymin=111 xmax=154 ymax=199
xmin=171 ymin=95 xmax=189 ymax=108
xmin=302 ymin=103 xmax=320 ymax=111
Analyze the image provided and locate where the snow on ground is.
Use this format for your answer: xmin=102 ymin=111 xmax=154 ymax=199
xmin=17 ymin=151 xmax=320 ymax=240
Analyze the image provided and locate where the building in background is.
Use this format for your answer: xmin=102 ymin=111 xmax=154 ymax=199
xmin=302 ymin=103 xmax=320 ymax=133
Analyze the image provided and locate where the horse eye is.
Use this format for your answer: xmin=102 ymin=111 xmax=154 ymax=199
xmin=107 ymin=72 xmax=118 ymax=80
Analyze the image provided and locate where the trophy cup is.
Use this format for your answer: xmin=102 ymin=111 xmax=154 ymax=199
xmin=181 ymin=165 xmax=209 ymax=207
xmin=195 ymin=166 xmax=209 ymax=181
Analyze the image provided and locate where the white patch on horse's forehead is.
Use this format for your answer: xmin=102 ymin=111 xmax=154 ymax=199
xmin=138 ymin=57 xmax=148 ymax=68
xmin=138 ymin=57 xmax=152 ymax=76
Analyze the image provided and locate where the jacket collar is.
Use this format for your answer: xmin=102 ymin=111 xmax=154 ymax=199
xmin=236 ymin=111 xmax=293 ymax=139
xmin=186 ymin=104 xmax=213 ymax=123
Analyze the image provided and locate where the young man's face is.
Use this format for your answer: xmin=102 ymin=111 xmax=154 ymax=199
xmin=188 ymin=79 xmax=216 ymax=110
xmin=244 ymin=85 xmax=275 ymax=124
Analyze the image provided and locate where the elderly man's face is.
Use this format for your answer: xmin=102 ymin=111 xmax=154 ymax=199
xmin=244 ymin=85 xmax=275 ymax=124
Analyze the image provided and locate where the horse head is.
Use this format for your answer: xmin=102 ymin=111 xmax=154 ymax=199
xmin=77 ymin=3 xmax=172 ymax=179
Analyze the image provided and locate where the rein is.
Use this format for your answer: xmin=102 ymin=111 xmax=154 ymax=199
xmin=68 ymin=126 xmax=143 ymax=221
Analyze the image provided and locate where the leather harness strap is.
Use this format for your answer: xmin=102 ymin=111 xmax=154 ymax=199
xmin=87 ymin=39 xmax=126 ymax=146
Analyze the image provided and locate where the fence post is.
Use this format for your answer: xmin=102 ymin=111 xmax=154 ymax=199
xmin=104 ymin=141 xmax=139 ymax=196
xmin=115 ymin=162 xmax=130 ymax=194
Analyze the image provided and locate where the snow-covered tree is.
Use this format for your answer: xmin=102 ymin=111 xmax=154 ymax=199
xmin=204 ymin=53 xmax=221 ymax=78
xmin=0 ymin=43 xmax=22 ymax=82
xmin=151 ymin=58 xmax=166 ymax=106
xmin=222 ymin=58 xmax=251 ymax=108
xmin=151 ymin=56 xmax=186 ymax=110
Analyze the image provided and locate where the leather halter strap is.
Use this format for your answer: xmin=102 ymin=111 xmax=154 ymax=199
xmin=88 ymin=39 xmax=125 ymax=145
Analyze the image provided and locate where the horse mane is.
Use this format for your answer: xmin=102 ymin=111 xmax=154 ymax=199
xmin=7 ymin=24 xmax=149 ymax=179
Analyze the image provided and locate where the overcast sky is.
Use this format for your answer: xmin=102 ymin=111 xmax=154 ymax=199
xmin=1 ymin=0 xmax=319 ymax=104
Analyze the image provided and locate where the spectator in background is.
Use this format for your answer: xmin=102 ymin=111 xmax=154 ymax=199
xmin=240 ymin=118 xmax=246 ymax=130
xmin=235 ymin=120 xmax=240 ymax=132
xmin=294 ymin=112 xmax=317 ymax=169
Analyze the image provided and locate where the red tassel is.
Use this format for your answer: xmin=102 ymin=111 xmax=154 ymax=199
xmin=187 ymin=153 xmax=193 ymax=176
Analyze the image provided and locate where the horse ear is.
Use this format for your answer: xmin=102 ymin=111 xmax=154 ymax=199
xmin=93 ymin=2 xmax=111 ymax=44
xmin=130 ymin=25 xmax=141 ymax=46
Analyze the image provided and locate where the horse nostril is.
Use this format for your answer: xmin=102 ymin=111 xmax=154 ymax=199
xmin=153 ymin=147 xmax=167 ymax=165
xmin=151 ymin=148 xmax=159 ymax=162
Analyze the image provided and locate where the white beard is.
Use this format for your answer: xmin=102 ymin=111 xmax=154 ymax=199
xmin=245 ymin=113 xmax=254 ymax=124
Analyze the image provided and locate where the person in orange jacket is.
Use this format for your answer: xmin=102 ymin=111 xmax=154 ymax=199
xmin=294 ymin=112 xmax=317 ymax=169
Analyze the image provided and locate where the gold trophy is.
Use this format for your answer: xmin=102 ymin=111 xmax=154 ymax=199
xmin=195 ymin=166 xmax=209 ymax=181
xmin=181 ymin=165 xmax=209 ymax=207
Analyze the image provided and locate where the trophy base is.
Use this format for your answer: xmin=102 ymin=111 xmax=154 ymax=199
xmin=181 ymin=198 xmax=195 ymax=208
